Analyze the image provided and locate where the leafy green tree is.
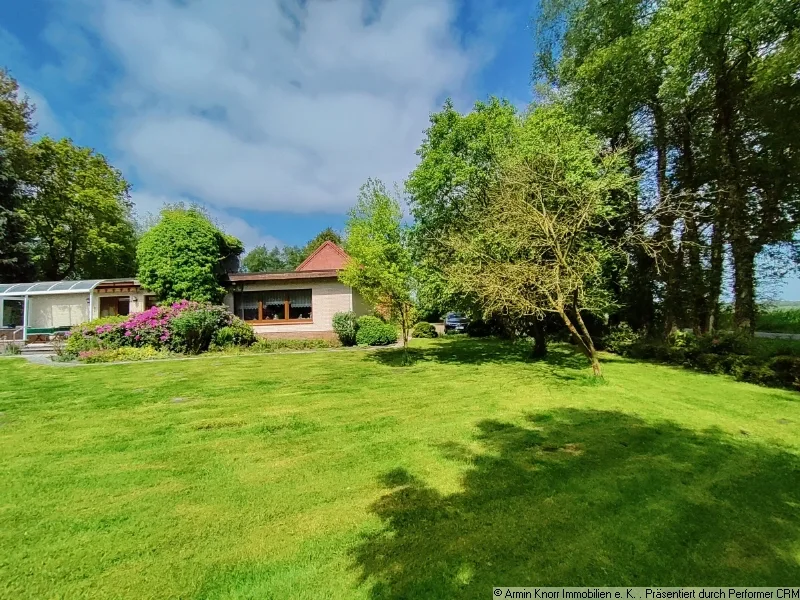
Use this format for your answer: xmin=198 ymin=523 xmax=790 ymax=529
xmin=137 ymin=206 xmax=243 ymax=302
xmin=299 ymin=227 xmax=342 ymax=261
xmin=340 ymin=179 xmax=415 ymax=352
xmin=241 ymin=228 xmax=344 ymax=273
xmin=537 ymin=0 xmax=800 ymax=335
xmin=445 ymin=106 xmax=637 ymax=376
xmin=406 ymin=97 xmax=519 ymax=320
xmin=24 ymin=137 xmax=137 ymax=280
xmin=241 ymin=245 xmax=287 ymax=273
xmin=0 ymin=69 xmax=35 ymax=282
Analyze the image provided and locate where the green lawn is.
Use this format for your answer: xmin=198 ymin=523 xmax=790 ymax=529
xmin=1 ymin=338 xmax=799 ymax=599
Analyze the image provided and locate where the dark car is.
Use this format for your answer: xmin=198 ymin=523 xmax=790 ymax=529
xmin=444 ymin=312 xmax=470 ymax=334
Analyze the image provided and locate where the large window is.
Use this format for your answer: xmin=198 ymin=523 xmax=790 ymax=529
xmin=99 ymin=296 xmax=130 ymax=317
xmin=234 ymin=289 xmax=312 ymax=323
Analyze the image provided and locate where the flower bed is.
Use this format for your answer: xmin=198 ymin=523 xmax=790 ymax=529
xmin=61 ymin=301 xmax=255 ymax=362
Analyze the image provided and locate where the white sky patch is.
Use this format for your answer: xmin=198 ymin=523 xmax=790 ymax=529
xmin=61 ymin=0 xmax=499 ymax=215
xmin=130 ymin=191 xmax=284 ymax=251
xmin=16 ymin=84 xmax=61 ymax=138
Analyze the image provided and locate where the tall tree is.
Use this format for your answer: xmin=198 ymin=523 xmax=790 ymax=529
xmin=445 ymin=106 xmax=635 ymax=376
xmin=24 ymin=137 xmax=137 ymax=280
xmin=137 ymin=206 xmax=243 ymax=303
xmin=340 ymin=179 xmax=416 ymax=354
xmin=537 ymin=0 xmax=800 ymax=335
xmin=407 ymin=97 xmax=519 ymax=319
xmin=0 ymin=69 xmax=34 ymax=282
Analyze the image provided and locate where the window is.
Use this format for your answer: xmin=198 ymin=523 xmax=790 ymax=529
xmin=144 ymin=296 xmax=157 ymax=310
xmin=100 ymin=296 xmax=130 ymax=317
xmin=2 ymin=300 xmax=23 ymax=328
xmin=234 ymin=289 xmax=312 ymax=322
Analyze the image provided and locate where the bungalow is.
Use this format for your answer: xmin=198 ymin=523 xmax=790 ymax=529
xmin=0 ymin=241 xmax=369 ymax=343
xmin=224 ymin=241 xmax=370 ymax=338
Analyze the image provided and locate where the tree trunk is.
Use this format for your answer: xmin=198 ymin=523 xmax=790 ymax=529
xmin=677 ymin=106 xmax=707 ymax=334
xmin=713 ymin=39 xmax=753 ymax=334
xmin=530 ymin=320 xmax=547 ymax=359
xmin=684 ymin=217 xmax=706 ymax=333
xmin=732 ymin=243 xmax=756 ymax=334
xmin=653 ymin=101 xmax=679 ymax=335
xmin=558 ymin=304 xmax=602 ymax=377
xmin=707 ymin=216 xmax=725 ymax=332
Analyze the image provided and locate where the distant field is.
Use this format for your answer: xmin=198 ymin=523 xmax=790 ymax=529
xmin=717 ymin=306 xmax=800 ymax=334
xmin=1 ymin=338 xmax=799 ymax=598
xmin=757 ymin=308 xmax=800 ymax=334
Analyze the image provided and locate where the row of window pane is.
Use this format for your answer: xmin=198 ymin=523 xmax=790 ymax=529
xmin=233 ymin=290 xmax=312 ymax=321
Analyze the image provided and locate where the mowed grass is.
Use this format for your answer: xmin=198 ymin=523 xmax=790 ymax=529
xmin=1 ymin=338 xmax=799 ymax=599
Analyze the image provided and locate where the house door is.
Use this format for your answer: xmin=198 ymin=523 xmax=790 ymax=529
xmin=99 ymin=296 xmax=130 ymax=318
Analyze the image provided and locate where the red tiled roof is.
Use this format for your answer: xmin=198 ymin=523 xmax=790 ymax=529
xmin=295 ymin=241 xmax=350 ymax=272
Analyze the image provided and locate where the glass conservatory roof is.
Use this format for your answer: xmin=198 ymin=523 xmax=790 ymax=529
xmin=0 ymin=280 xmax=105 ymax=297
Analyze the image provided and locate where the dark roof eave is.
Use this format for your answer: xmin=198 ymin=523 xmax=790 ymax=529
xmin=225 ymin=270 xmax=340 ymax=283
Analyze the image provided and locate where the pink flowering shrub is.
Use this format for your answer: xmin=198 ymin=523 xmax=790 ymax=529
xmin=119 ymin=300 xmax=199 ymax=349
xmin=66 ymin=300 xmax=249 ymax=361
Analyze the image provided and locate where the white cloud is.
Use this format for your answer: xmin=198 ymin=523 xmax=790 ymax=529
xmin=62 ymin=0 xmax=499 ymax=215
xmin=17 ymin=84 xmax=61 ymax=138
xmin=130 ymin=191 xmax=284 ymax=251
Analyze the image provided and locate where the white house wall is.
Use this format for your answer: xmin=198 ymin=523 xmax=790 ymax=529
xmin=28 ymin=294 xmax=89 ymax=329
xmin=224 ymin=278 xmax=354 ymax=333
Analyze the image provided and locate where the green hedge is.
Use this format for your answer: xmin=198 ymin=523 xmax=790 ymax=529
xmin=355 ymin=316 xmax=398 ymax=346
xmin=602 ymin=325 xmax=800 ymax=391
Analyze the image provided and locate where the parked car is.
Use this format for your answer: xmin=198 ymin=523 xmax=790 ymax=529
xmin=444 ymin=312 xmax=470 ymax=334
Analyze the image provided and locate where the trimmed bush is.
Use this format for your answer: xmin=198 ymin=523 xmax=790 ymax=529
xmin=412 ymin=321 xmax=437 ymax=338
xmin=168 ymin=304 xmax=233 ymax=354
xmin=619 ymin=329 xmax=800 ymax=391
xmin=212 ymin=318 xmax=256 ymax=349
xmin=355 ymin=316 xmax=398 ymax=346
xmin=332 ymin=311 xmax=358 ymax=346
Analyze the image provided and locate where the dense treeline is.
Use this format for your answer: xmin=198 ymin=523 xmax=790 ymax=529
xmin=240 ymin=228 xmax=342 ymax=273
xmin=402 ymin=0 xmax=800 ymax=367
xmin=534 ymin=0 xmax=800 ymax=335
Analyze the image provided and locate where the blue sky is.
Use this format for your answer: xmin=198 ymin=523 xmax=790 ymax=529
xmin=1 ymin=0 xmax=538 ymax=246
xmin=3 ymin=0 xmax=799 ymax=299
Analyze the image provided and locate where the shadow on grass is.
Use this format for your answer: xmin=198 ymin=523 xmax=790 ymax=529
xmin=365 ymin=337 xmax=589 ymax=371
xmin=354 ymin=409 xmax=800 ymax=598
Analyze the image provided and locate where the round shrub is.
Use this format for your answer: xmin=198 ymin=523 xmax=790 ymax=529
xmin=332 ymin=311 xmax=358 ymax=346
xmin=212 ymin=318 xmax=256 ymax=349
xmin=168 ymin=304 xmax=233 ymax=354
xmin=602 ymin=322 xmax=641 ymax=355
xmin=412 ymin=321 xmax=437 ymax=338
xmin=355 ymin=315 xmax=398 ymax=346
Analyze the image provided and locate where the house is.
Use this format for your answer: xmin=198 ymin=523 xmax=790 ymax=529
xmin=0 ymin=241 xmax=369 ymax=342
xmin=223 ymin=241 xmax=371 ymax=339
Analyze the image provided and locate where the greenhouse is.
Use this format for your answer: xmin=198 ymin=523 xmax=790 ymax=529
xmin=0 ymin=279 xmax=156 ymax=342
